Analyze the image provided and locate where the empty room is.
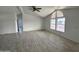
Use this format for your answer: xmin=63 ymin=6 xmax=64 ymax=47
xmin=0 ymin=6 xmax=79 ymax=52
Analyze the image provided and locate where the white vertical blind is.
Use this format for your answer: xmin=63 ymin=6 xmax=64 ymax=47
xmin=50 ymin=19 xmax=56 ymax=30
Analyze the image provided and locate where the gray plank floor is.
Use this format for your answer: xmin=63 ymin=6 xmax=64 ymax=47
xmin=0 ymin=30 xmax=79 ymax=52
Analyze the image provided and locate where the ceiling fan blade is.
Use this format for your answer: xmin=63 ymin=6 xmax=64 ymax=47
xmin=36 ymin=9 xmax=40 ymax=12
xmin=37 ymin=8 xmax=42 ymax=9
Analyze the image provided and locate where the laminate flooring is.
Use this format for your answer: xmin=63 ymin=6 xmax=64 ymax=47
xmin=0 ymin=31 xmax=79 ymax=52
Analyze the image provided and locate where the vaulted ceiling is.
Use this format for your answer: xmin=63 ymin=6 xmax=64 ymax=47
xmin=22 ymin=6 xmax=79 ymax=18
xmin=0 ymin=6 xmax=78 ymax=18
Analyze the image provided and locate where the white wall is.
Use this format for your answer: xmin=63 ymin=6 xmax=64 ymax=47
xmin=44 ymin=8 xmax=79 ymax=43
xmin=0 ymin=12 xmax=43 ymax=34
xmin=23 ymin=14 xmax=43 ymax=31
xmin=0 ymin=14 xmax=17 ymax=34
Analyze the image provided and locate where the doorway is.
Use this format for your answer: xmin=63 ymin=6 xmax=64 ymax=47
xmin=17 ymin=14 xmax=23 ymax=32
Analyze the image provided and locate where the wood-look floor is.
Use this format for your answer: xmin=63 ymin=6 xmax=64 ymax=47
xmin=0 ymin=30 xmax=79 ymax=52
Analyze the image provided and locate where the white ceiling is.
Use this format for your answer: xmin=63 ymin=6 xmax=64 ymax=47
xmin=22 ymin=6 xmax=79 ymax=18
xmin=33 ymin=6 xmax=67 ymax=17
xmin=0 ymin=6 xmax=78 ymax=17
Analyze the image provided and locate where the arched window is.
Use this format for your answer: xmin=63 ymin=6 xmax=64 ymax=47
xmin=50 ymin=10 xmax=65 ymax=32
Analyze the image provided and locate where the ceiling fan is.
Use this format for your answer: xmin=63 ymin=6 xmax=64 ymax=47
xmin=32 ymin=6 xmax=42 ymax=12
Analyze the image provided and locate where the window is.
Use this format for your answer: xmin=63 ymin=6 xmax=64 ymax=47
xmin=50 ymin=10 xmax=65 ymax=32
xmin=50 ymin=19 xmax=56 ymax=30
xmin=50 ymin=11 xmax=56 ymax=30
xmin=56 ymin=17 xmax=65 ymax=32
